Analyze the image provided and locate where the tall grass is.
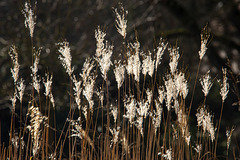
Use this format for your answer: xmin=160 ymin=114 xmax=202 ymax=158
xmin=0 ymin=2 xmax=239 ymax=160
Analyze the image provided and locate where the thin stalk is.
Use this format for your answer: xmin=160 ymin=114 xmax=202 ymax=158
xmin=214 ymin=100 xmax=224 ymax=157
xmin=188 ymin=60 xmax=201 ymax=119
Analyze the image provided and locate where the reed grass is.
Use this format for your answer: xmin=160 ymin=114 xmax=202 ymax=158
xmin=0 ymin=2 xmax=238 ymax=160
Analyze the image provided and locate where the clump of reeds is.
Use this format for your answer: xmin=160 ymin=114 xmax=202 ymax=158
xmin=1 ymin=1 xmax=239 ymax=160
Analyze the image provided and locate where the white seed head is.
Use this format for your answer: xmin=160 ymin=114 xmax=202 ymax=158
xmin=10 ymin=89 xmax=17 ymax=112
xmin=22 ymin=2 xmax=36 ymax=38
xmin=199 ymin=70 xmax=213 ymax=97
xmin=57 ymin=41 xmax=74 ymax=77
xmin=9 ymin=45 xmax=19 ymax=84
xmin=198 ymin=27 xmax=210 ymax=60
xmin=196 ymin=105 xmax=215 ymax=142
xmin=83 ymin=76 xmax=95 ymax=112
xmin=168 ymin=47 xmax=179 ymax=75
xmin=31 ymin=49 xmax=41 ymax=94
xmin=72 ymin=76 xmax=82 ymax=110
xmin=127 ymin=41 xmax=141 ymax=82
xmin=123 ymin=95 xmax=137 ymax=126
xmin=219 ymin=68 xmax=229 ymax=102
xmin=142 ymin=52 xmax=155 ymax=77
xmin=226 ymin=127 xmax=234 ymax=150
xmin=177 ymin=108 xmax=191 ymax=145
xmin=113 ymin=5 xmax=128 ymax=39
xmin=43 ymin=73 xmax=55 ymax=108
xmin=158 ymin=147 xmax=173 ymax=160
xmin=43 ymin=73 xmax=53 ymax=97
xmin=49 ymin=93 xmax=55 ymax=108
xmin=151 ymin=100 xmax=163 ymax=134
xmin=110 ymin=104 xmax=118 ymax=123
xmin=95 ymin=27 xmax=106 ymax=58
xmin=137 ymin=99 xmax=149 ymax=118
xmin=132 ymin=43 xmax=141 ymax=82
xmin=158 ymin=86 xmax=165 ymax=104
xmin=194 ymin=144 xmax=202 ymax=153
xmin=80 ymin=57 xmax=95 ymax=85
xmin=164 ymin=74 xmax=175 ymax=111
xmin=114 ymin=60 xmax=125 ymax=89
xmin=97 ymin=41 xmax=113 ymax=81
xmin=155 ymin=38 xmax=168 ymax=70
xmin=69 ymin=118 xmax=94 ymax=148
xmin=174 ymin=72 xmax=188 ymax=99
xmin=126 ymin=53 xmax=134 ymax=75
xmin=17 ymin=78 xmax=26 ymax=103
xmin=136 ymin=116 xmax=144 ymax=135
xmin=146 ymin=88 xmax=153 ymax=104
xmin=110 ymin=126 xmax=121 ymax=146
xmin=82 ymin=105 xmax=88 ymax=120
xmin=27 ymin=106 xmax=47 ymax=156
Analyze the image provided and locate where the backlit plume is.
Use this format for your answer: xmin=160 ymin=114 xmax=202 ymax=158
xmin=198 ymin=26 xmax=210 ymax=60
xmin=219 ymin=68 xmax=229 ymax=102
xmin=114 ymin=60 xmax=125 ymax=89
xmin=57 ymin=41 xmax=74 ymax=77
xmin=200 ymin=70 xmax=213 ymax=97
xmin=9 ymin=45 xmax=19 ymax=84
xmin=114 ymin=4 xmax=128 ymax=39
xmin=22 ymin=2 xmax=36 ymax=38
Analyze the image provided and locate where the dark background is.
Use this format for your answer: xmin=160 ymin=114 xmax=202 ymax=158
xmin=0 ymin=0 xmax=240 ymax=157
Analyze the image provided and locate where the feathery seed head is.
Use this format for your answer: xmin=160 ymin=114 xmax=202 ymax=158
xmin=226 ymin=127 xmax=234 ymax=150
xmin=126 ymin=52 xmax=134 ymax=75
xmin=57 ymin=41 xmax=74 ymax=77
xmin=136 ymin=116 xmax=144 ymax=135
xmin=69 ymin=118 xmax=94 ymax=148
xmin=31 ymin=48 xmax=41 ymax=94
xmin=72 ymin=76 xmax=82 ymax=110
xmin=158 ymin=148 xmax=173 ymax=160
xmin=196 ymin=105 xmax=215 ymax=142
xmin=155 ymin=38 xmax=168 ymax=70
xmin=200 ymin=70 xmax=213 ymax=97
xmin=43 ymin=73 xmax=53 ymax=97
xmin=22 ymin=2 xmax=36 ymax=38
xmin=142 ymin=51 xmax=155 ymax=77
xmin=110 ymin=126 xmax=121 ymax=146
xmin=97 ymin=41 xmax=113 ymax=81
xmin=17 ymin=78 xmax=26 ymax=103
xmin=27 ymin=106 xmax=47 ymax=156
xmin=194 ymin=144 xmax=202 ymax=153
xmin=110 ymin=104 xmax=118 ymax=123
xmin=127 ymin=41 xmax=141 ymax=82
xmin=146 ymin=88 xmax=153 ymax=104
xmin=82 ymin=105 xmax=88 ymax=120
xmin=168 ymin=47 xmax=179 ymax=75
xmin=164 ymin=74 xmax=175 ymax=111
xmin=123 ymin=95 xmax=137 ymax=126
xmin=43 ymin=73 xmax=55 ymax=107
xmin=174 ymin=72 xmax=188 ymax=99
xmin=10 ymin=89 xmax=17 ymax=112
xmin=80 ymin=57 xmax=95 ymax=85
xmin=114 ymin=60 xmax=125 ymax=89
xmin=9 ymin=45 xmax=20 ymax=84
xmin=158 ymin=86 xmax=165 ymax=104
xmin=136 ymin=99 xmax=149 ymax=135
xmin=83 ymin=75 xmax=95 ymax=112
xmin=49 ymin=94 xmax=55 ymax=108
xmin=95 ymin=27 xmax=106 ymax=58
xmin=137 ymin=99 xmax=149 ymax=118
xmin=199 ymin=26 xmax=210 ymax=60
xmin=177 ymin=109 xmax=191 ymax=145
xmin=151 ymin=100 xmax=163 ymax=134
xmin=219 ymin=68 xmax=229 ymax=102
xmin=113 ymin=4 xmax=128 ymax=39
